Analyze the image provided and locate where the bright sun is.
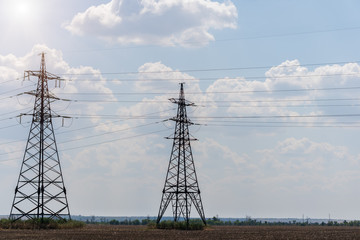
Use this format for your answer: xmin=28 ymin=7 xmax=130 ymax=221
xmin=12 ymin=1 xmax=33 ymax=20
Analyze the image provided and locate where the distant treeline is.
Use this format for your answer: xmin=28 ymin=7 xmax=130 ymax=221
xmin=84 ymin=216 xmax=360 ymax=227
xmin=207 ymin=216 xmax=360 ymax=226
xmin=104 ymin=217 xmax=360 ymax=227
xmin=86 ymin=218 xmax=153 ymax=225
xmin=108 ymin=218 xmax=152 ymax=225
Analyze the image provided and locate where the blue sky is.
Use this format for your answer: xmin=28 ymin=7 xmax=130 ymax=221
xmin=1 ymin=0 xmax=360 ymax=220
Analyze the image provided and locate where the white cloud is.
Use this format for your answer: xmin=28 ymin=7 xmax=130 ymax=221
xmin=201 ymin=59 xmax=360 ymax=128
xmin=64 ymin=0 xmax=238 ymax=47
xmin=0 ymin=44 xmax=118 ymax=159
xmin=136 ymin=61 xmax=199 ymax=91
xmin=3 ymin=47 xmax=360 ymax=218
xmin=260 ymin=137 xmax=351 ymax=171
xmin=114 ymin=61 xmax=217 ymax=127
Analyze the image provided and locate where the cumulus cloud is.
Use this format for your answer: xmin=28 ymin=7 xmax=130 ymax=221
xmin=4 ymin=48 xmax=360 ymax=217
xmin=202 ymin=59 xmax=360 ymax=128
xmin=0 ymin=44 xmax=117 ymax=162
xmin=64 ymin=0 xmax=238 ymax=47
xmin=112 ymin=61 xmax=222 ymax=132
xmin=254 ymin=137 xmax=360 ymax=196
xmin=260 ymin=137 xmax=351 ymax=172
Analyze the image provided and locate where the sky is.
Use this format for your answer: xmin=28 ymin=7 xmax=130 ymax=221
xmin=1 ymin=0 xmax=360 ymax=220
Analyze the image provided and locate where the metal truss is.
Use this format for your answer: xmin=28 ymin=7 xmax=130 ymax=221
xmin=157 ymin=83 xmax=206 ymax=226
xmin=9 ymin=53 xmax=70 ymax=221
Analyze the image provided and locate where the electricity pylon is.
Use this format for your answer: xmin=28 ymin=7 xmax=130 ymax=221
xmin=10 ymin=53 xmax=70 ymax=221
xmin=157 ymin=83 xmax=206 ymax=226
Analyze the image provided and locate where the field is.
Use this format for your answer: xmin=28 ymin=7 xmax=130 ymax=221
xmin=1 ymin=225 xmax=360 ymax=239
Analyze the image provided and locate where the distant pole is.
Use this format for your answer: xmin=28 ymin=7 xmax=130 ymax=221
xmin=156 ymin=83 xmax=206 ymax=227
xmin=9 ymin=53 xmax=70 ymax=221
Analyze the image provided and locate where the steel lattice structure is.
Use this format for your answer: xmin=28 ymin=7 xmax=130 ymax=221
xmin=157 ymin=83 xmax=206 ymax=226
xmin=10 ymin=53 xmax=70 ymax=221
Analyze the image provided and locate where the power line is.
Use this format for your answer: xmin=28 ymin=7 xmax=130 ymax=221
xmin=66 ymin=97 xmax=360 ymax=104
xmin=1 ymin=107 xmax=33 ymax=117
xmin=0 ymin=77 xmax=22 ymax=85
xmin=2 ymin=115 xmax=360 ymax=159
xmin=70 ymin=99 xmax=171 ymax=103
xmin=202 ymin=120 xmax=360 ymax=124
xmin=57 ymin=120 xmax=165 ymax=145
xmin=209 ymin=98 xmax=360 ymax=103
xmin=57 ymin=108 xmax=175 ymax=134
xmin=56 ymin=85 xmax=360 ymax=96
xmin=207 ymin=104 xmax=360 ymax=108
xmin=0 ymin=84 xmax=36 ymax=96
xmin=63 ymin=25 xmax=360 ymax=52
xmin=66 ymin=99 xmax=360 ymax=108
xmin=0 ymin=116 xmax=22 ymax=123
xmin=0 ymin=128 xmax=172 ymax=162
xmin=215 ymin=26 xmax=360 ymax=42
xmin=47 ymin=113 xmax=360 ymax=120
xmin=204 ymin=123 xmax=360 ymax=128
xmin=0 ymin=122 xmax=31 ymax=131
xmin=62 ymin=72 xmax=360 ymax=82
xmin=59 ymin=129 xmax=171 ymax=152
xmin=0 ymin=108 xmax=176 ymax=146
xmin=191 ymin=114 xmax=360 ymax=119
xmin=54 ymin=114 xmax=164 ymax=120
xmin=55 ymin=60 xmax=360 ymax=76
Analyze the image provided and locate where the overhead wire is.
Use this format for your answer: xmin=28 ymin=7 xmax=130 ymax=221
xmin=55 ymin=85 xmax=360 ymax=96
xmin=211 ymin=104 xmax=360 ymax=108
xmin=0 ymin=77 xmax=23 ymax=85
xmin=64 ymin=97 xmax=360 ymax=104
xmin=3 ymin=59 xmax=360 ymax=162
xmin=1 ymin=107 xmax=33 ymax=117
xmin=0 ymin=108 xmax=176 ymax=147
xmin=58 ymin=120 xmax=166 ymax=145
xmin=62 ymin=72 xmax=360 ymax=82
xmin=191 ymin=114 xmax=360 ymax=119
xmin=0 ymin=84 xmax=36 ymax=96
xmin=0 ymin=127 xmax=172 ymax=158
xmin=203 ymin=123 xmax=360 ymax=128
xmin=56 ymin=108 xmax=176 ymax=135
xmin=200 ymin=120 xmax=360 ymax=124
xmin=59 ymin=128 xmax=172 ymax=152
xmin=2 ymin=112 xmax=360 ymax=160
xmin=0 ymin=122 xmax=31 ymax=131
xmin=2 ymin=116 xmax=360 ymax=161
xmin=56 ymin=60 xmax=360 ymax=76
xmin=61 ymin=26 xmax=360 ymax=53
xmin=211 ymin=26 xmax=360 ymax=42
xmin=39 ymin=113 xmax=360 ymax=121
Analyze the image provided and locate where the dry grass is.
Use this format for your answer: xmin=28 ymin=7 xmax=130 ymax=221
xmin=1 ymin=225 xmax=360 ymax=239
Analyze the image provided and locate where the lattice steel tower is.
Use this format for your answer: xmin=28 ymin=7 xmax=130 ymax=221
xmin=10 ymin=53 xmax=70 ymax=221
xmin=157 ymin=83 xmax=206 ymax=226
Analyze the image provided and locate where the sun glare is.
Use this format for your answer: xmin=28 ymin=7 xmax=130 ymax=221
xmin=12 ymin=1 xmax=33 ymax=20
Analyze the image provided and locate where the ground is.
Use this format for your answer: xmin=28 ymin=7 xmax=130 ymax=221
xmin=1 ymin=225 xmax=360 ymax=239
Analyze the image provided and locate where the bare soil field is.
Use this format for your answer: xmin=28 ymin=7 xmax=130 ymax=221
xmin=1 ymin=225 xmax=360 ymax=240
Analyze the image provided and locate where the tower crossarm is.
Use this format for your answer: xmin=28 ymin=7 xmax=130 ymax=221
xmin=169 ymin=98 xmax=195 ymax=106
xmin=22 ymin=91 xmax=61 ymax=101
xmin=24 ymin=70 xmax=62 ymax=81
